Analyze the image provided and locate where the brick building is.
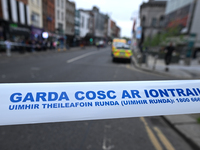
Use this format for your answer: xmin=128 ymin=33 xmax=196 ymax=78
xmin=110 ymin=20 xmax=117 ymax=38
xmin=42 ymin=0 xmax=55 ymax=33
xmin=116 ymin=26 xmax=121 ymax=38
xmin=0 ymin=0 xmax=2 ymax=19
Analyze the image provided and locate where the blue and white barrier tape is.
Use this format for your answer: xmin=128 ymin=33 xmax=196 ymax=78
xmin=0 ymin=41 xmax=33 ymax=47
xmin=1 ymin=80 xmax=200 ymax=126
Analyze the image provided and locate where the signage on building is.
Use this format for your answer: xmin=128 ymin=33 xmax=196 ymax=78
xmin=166 ymin=3 xmax=193 ymax=28
xmin=42 ymin=32 xmax=49 ymax=39
xmin=10 ymin=24 xmax=18 ymax=28
xmin=9 ymin=24 xmax=30 ymax=33
xmin=136 ymin=27 xmax=142 ymax=39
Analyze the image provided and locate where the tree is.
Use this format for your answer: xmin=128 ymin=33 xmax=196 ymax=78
xmin=143 ymin=26 xmax=183 ymax=47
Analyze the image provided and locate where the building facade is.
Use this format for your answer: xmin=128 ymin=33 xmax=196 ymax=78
xmin=106 ymin=18 xmax=112 ymax=39
xmin=29 ymin=0 xmax=43 ymax=41
xmin=65 ymin=0 xmax=75 ymax=36
xmin=140 ymin=0 xmax=166 ymax=40
xmin=42 ymin=0 xmax=55 ymax=33
xmin=190 ymin=0 xmax=200 ymax=50
xmin=116 ymin=26 xmax=121 ymax=38
xmin=92 ymin=7 xmax=106 ymax=41
xmin=55 ymin=0 xmax=66 ymax=35
xmin=74 ymin=10 xmax=80 ymax=46
xmin=165 ymin=0 xmax=200 ymax=55
xmin=103 ymin=15 xmax=110 ymax=42
xmin=74 ymin=10 xmax=80 ymax=37
xmin=110 ymin=20 xmax=117 ymax=38
xmin=0 ymin=0 xmax=31 ymax=41
xmin=79 ymin=10 xmax=90 ymax=38
xmin=65 ymin=0 xmax=75 ymax=46
xmin=28 ymin=0 xmax=42 ymax=28
xmin=81 ymin=10 xmax=95 ymax=41
xmin=72 ymin=6 xmax=120 ymax=45
xmin=165 ymin=0 xmax=194 ymax=32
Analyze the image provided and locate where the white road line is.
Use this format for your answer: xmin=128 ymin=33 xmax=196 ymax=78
xmin=67 ymin=49 xmax=107 ymax=63
xmin=102 ymin=125 xmax=114 ymax=150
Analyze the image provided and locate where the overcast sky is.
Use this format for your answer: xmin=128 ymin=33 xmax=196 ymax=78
xmin=73 ymin=0 xmax=148 ymax=38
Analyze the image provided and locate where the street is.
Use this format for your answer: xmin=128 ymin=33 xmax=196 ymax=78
xmin=0 ymin=47 xmax=193 ymax=150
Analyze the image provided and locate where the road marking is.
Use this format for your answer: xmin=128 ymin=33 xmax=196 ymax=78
xmin=102 ymin=125 xmax=114 ymax=150
xmin=140 ymin=117 xmax=163 ymax=150
xmin=67 ymin=49 xmax=107 ymax=63
xmin=67 ymin=51 xmax=97 ymax=63
xmin=154 ymin=127 xmax=175 ymax=150
xmin=31 ymin=67 xmax=40 ymax=71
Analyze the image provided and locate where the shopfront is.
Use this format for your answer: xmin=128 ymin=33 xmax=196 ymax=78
xmin=31 ymin=26 xmax=44 ymax=41
xmin=5 ymin=22 xmax=30 ymax=42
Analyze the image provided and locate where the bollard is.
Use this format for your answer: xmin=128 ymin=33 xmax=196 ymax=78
xmin=145 ymin=53 xmax=148 ymax=67
xmin=152 ymin=55 xmax=158 ymax=70
xmin=137 ymin=54 xmax=142 ymax=66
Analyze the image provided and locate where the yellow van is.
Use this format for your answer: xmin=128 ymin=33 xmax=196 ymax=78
xmin=112 ymin=38 xmax=126 ymax=53
xmin=112 ymin=39 xmax=132 ymax=62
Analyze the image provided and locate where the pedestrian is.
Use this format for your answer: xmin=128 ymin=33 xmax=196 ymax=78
xmin=53 ymin=41 xmax=56 ymax=50
xmin=5 ymin=39 xmax=12 ymax=57
xmin=31 ymin=40 xmax=35 ymax=52
xmin=57 ymin=40 xmax=60 ymax=51
xmin=164 ymin=42 xmax=175 ymax=71
xmin=21 ymin=38 xmax=25 ymax=53
xmin=66 ymin=42 xmax=70 ymax=50
xmin=96 ymin=41 xmax=99 ymax=50
xmin=47 ymin=40 xmax=51 ymax=50
xmin=42 ymin=40 xmax=46 ymax=50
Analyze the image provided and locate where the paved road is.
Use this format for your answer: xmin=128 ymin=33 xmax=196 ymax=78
xmin=0 ymin=47 xmax=193 ymax=150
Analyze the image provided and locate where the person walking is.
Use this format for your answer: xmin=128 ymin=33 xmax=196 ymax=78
xmin=164 ymin=42 xmax=175 ymax=71
xmin=5 ymin=39 xmax=12 ymax=57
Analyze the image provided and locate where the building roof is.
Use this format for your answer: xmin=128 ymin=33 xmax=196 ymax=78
xmin=140 ymin=0 xmax=166 ymax=9
xmin=140 ymin=0 xmax=167 ymax=15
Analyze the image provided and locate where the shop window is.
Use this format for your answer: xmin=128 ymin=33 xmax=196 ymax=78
xmin=57 ymin=0 xmax=60 ymax=7
xmin=75 ymin=29 xmax=79 ymax=35
xmin=61 ymin=12 xmax=64 ymax=20
xmin=75 ymin=10 xmax=80 ymax=18
xmin=142 ymin=16 xmax=146 ymax=27
xmin=82 ymin=16 xmax=84 ymax=28
xmin=151 ymin=18 xmax=157 ymax=27
xmin=61 ymin=0 xmax=64 ymax=9
xmin=87 ymin=18 xmax=90 ymax=29
xmin=58 ymin=23 xmax=63 ymax=33
xmin=159 ymin=16 xmax=165 ymax=27
xmin=37 ymin=0 xmax=39 ymax=6
xmin=57 ymin=10 xmax=60 ymax=20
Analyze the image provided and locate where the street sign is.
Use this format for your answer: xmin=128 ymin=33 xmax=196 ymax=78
xmin=136 ymin=27 xmax=142 ymax=39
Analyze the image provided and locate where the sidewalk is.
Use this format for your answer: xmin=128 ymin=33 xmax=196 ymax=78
xmin=132 ymin=54 xmax=200 ymax=79
xmin=132 ymin=54 xmax=200 ymax=149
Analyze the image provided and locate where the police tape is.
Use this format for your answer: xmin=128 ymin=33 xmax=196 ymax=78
xmin=1 ymin=80 xmax=200 ymax=126
xmin=0 ymin=41 xmax=32 ymax=47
